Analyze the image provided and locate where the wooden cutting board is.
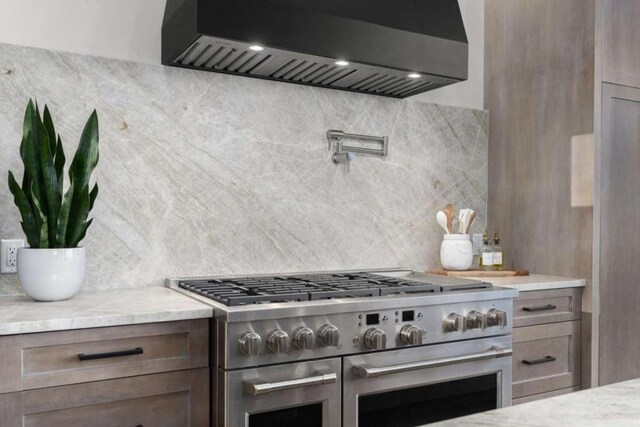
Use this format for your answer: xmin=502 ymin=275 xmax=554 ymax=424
xmin=427 ymin=268 xmax=529 ymax=277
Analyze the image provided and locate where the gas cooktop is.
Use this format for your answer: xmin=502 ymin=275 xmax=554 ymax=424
xmin=177 ymin=271 xmax=492 ymax=306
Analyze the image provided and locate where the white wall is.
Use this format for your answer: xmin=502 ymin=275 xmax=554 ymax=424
xmin=0 ymin=0 xmax=484 ymax=110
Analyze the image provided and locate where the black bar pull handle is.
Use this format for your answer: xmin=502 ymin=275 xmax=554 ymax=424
xmin=78 ymin=347 xmax=144 ymax=361
xmin=523 ymin=355 xmax=556 ymax=365
xmin=523 ymin=304 xmax=557 ymax=312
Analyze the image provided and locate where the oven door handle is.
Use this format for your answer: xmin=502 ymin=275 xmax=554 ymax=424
xmin=244 ymin=372 xmax=338 ymax=396
xmin=351 ymin=347 xmax=513 ymax=378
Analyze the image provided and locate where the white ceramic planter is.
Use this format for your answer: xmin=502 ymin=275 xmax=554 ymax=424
xmin=17 ymin=248 xmax=86 ymax=302
xmin=440 ymin=234 xmax=473 ymax=271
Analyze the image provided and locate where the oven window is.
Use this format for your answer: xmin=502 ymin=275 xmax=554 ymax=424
xmin=249 ymin=403 xmax=322 ymax=427
xmin=358 ymin=374 xmax=498 ymax=427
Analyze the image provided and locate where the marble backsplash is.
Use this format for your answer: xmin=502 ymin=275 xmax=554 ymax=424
xmin=0 ymin=43 xmax=488 ymax=295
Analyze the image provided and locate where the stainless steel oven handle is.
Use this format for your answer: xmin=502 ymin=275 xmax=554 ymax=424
xmin=244 ymin=372 xmax=338 ymax=396
xmin=351 ymin=347 xmax=513 ymax=378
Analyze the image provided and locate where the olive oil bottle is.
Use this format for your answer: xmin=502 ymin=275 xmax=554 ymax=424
xmin=492 ymin=231 xmax=504 ymax=271
xmin=479 ymin=231 xmax=494 ymax=271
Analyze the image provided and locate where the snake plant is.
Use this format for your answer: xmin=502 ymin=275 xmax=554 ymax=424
xmin=8 ymin=99 xmax=99 ymax=248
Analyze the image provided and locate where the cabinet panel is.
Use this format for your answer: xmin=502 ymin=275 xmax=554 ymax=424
xmin=0 ymin=319 xmax=208 ymax=393
xmin=513 ymin=289 xmax=581 ymax=327
xmin=512 ymin=386 xmax=580 ymax=405
xmin=513 ymin=321 xmax=580 ymax=398
xmin=13 ymin=369 xmax=209 ymax=427
xmin=601 ymin=0 xmax=640 ymax=87
xmin=599 ymin=83 xmax=640 ymax=385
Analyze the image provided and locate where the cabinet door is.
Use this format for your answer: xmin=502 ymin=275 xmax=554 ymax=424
xmin=0 ymin=319 xmax=208 ymax=393
xmin=599 ymin=83 xmax=640 ymax=385
xmin=3 ymin=369 xmax=209 ymax=427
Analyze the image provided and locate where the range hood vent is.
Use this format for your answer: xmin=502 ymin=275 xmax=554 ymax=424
xmin=162 ymin=0 xmax=468 ymax=98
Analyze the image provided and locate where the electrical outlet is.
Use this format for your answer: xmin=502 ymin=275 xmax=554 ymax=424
xmin=471 ymin=233 xmax=484 ymax=256
xmin=1 ymin=239 xmax=25 ymax=273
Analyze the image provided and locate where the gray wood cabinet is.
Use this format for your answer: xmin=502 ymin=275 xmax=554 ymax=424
xmin=512 ymin=289 xmax=582 ymax=403
xmin=597 ymin=83 xmax=640 ymax=385
xmin=0 ymin=319 xmax=209 ymax=426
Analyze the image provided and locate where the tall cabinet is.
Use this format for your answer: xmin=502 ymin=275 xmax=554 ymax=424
xmin=486 ymin=0 xmax=640 ymax=387
xmin=593 ymin=0 xmax=640 ymax=386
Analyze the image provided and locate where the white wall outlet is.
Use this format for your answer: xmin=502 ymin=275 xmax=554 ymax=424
xmin=471 ymin=233 xmax=484 ymax=256
xmin=1 ymin=239 xmax=26 ymax=273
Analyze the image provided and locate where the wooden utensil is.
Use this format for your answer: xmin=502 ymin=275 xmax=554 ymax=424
xmin=443 ymin=204 xmax=456 ymax=234
xmin=465 ymin=211 xmax=476 ymax=234
xmin=436 ymin=211 xmax=450 ymax=234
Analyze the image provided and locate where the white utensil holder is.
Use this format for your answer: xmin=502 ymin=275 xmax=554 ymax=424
xmin=440 ymin=234 xmax=473 ymax=271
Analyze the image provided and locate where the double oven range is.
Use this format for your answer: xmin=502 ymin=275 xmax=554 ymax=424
xmin=169 ymin=268 xmax=518 ymax=427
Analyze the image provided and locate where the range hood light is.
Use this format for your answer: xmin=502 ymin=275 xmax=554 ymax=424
xmin=408 ymin=73 xmax=421 ymax=79
xmin=335 ymin=60 xmax=349 ymax=66
xmin=248 ymin=45 xmax=264 ymax=52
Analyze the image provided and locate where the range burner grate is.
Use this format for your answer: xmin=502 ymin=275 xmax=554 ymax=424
xmin=177 ymin=272 xmax=471 ymax=306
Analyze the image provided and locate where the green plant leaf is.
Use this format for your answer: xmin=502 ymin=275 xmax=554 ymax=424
xmin=42 ymin=105 xmax=57 ymax=157
xmin=65 ymin=110 xmax=99 ymax=247
xmin=89 ymin=183 xmax=98 ymax=211
xmin=30 ymin=184 xmax=49 ymax=248
xmin=54 ymin=136 xmax=65 ymax=190
xmin=69 ymin=218 xmax=93 ymax=248
xmin=8 ymin=171 xmax=39 ymax=247
xmin=20 ymin=100 xmax=47 ymax=222
xmin=38 ymin=118 xmax=61 ymax=246
xmin=65 ymin=185 xmax=90 ymax=247
xmin=56 ymin=186 xmax=74 ymax=247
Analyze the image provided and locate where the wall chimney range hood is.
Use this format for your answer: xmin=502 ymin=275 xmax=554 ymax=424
xmin=162 ymin=0 xmax=469 ymax=98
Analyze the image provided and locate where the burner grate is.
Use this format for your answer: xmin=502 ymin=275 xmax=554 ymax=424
xmin=178 ymin=272 xmax=461 ymax=306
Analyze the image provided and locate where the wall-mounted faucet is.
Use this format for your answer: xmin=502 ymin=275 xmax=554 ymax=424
xmin=326 ymin=130 xmax=389 ymax=171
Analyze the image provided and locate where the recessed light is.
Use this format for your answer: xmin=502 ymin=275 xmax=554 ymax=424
xmin=335 ymin=60 xmax=350 ymax=67
xmin=408 ymin=73 xmax=421 ymax=79
xmin=249 ymin=45 xmax=264 ymax=52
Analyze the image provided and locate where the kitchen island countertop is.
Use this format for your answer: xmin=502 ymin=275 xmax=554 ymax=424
xmin=432 ymin=378 xmax=640 ymax=426
xmin=0 ymin=287 xmax=212 ymax=335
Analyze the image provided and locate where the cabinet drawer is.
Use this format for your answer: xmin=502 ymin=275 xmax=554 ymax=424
xmin=0 ymin=369 xmax=208 ymax=427
xmin=513 ymin=288 xmax=581 ymax=327
xmin=512 ymin=321 xmax=580 ymax=399
xmin=0 ymin=319 xmax=208 ymax=393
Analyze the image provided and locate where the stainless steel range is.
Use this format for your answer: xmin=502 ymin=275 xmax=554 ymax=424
xmin=168 ymin=268 xmax=518 ymax=427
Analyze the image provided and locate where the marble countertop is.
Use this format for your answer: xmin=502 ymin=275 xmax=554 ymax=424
xmin=432 ymin=379 xmax=640 ymax=426
xmin=467 ymin=274 xmax=586 ymax=292
xmin=0 ymin=287 xmax=212 ymax=335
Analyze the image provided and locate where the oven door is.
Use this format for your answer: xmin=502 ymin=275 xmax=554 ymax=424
xmin=343 ymin=336 xmax=512 ymax=427
xmin=219 ymin=358 xmax=341 ymax=427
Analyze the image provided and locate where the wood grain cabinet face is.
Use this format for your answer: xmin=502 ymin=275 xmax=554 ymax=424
xmin=513 ymin=288 xmax=581 ymax=327
xmin=512 ymin=321 xmax=581 ymax=399
xmin=0 ymin=319 xmax=208 ymax=393
xmin=1 ymin=369 xmax=209 ymax=427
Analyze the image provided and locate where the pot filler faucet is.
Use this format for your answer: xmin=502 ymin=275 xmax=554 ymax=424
xmin=326 ymin=130 xmax=389 ymax=171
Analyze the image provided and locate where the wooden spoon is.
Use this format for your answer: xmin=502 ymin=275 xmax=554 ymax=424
xmin=465 ymin=211 xmax=477 ymax=234
xmin=436 ymin=211 xmax=450 ymax=234
xmin=443 ymin=204 xmax=456 ymax=234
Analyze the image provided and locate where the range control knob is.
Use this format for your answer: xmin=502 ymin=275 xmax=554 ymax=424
xmin=399 ymin=324 xmax=424 ymax=346
xmin=487 ymin=308 xmax=508 ymax=328
xmin=444 ymin=313 xmax=467 ymax=332
xmin=293 ymin=327 xmax=316 ymax=350
xmin=364 ymin=328 xmax=387 ymax=350
xmin=318 ymin=324 xmax=340 ymax=347
xmin=267 ymin=330 xmax=290 ymax=353
xmin=467 ymin=310 xmax=487 ymax=330
xmin=238 ymin=332 xmax=262 ymax=356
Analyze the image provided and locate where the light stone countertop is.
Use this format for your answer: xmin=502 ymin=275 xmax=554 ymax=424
xmin=467 ymin=274 xmax=586 ymax=292
xmin=431 ymin=378 xmax=640 ymax=426
xmin=0 ymin=287 xmax=212 ymax=335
